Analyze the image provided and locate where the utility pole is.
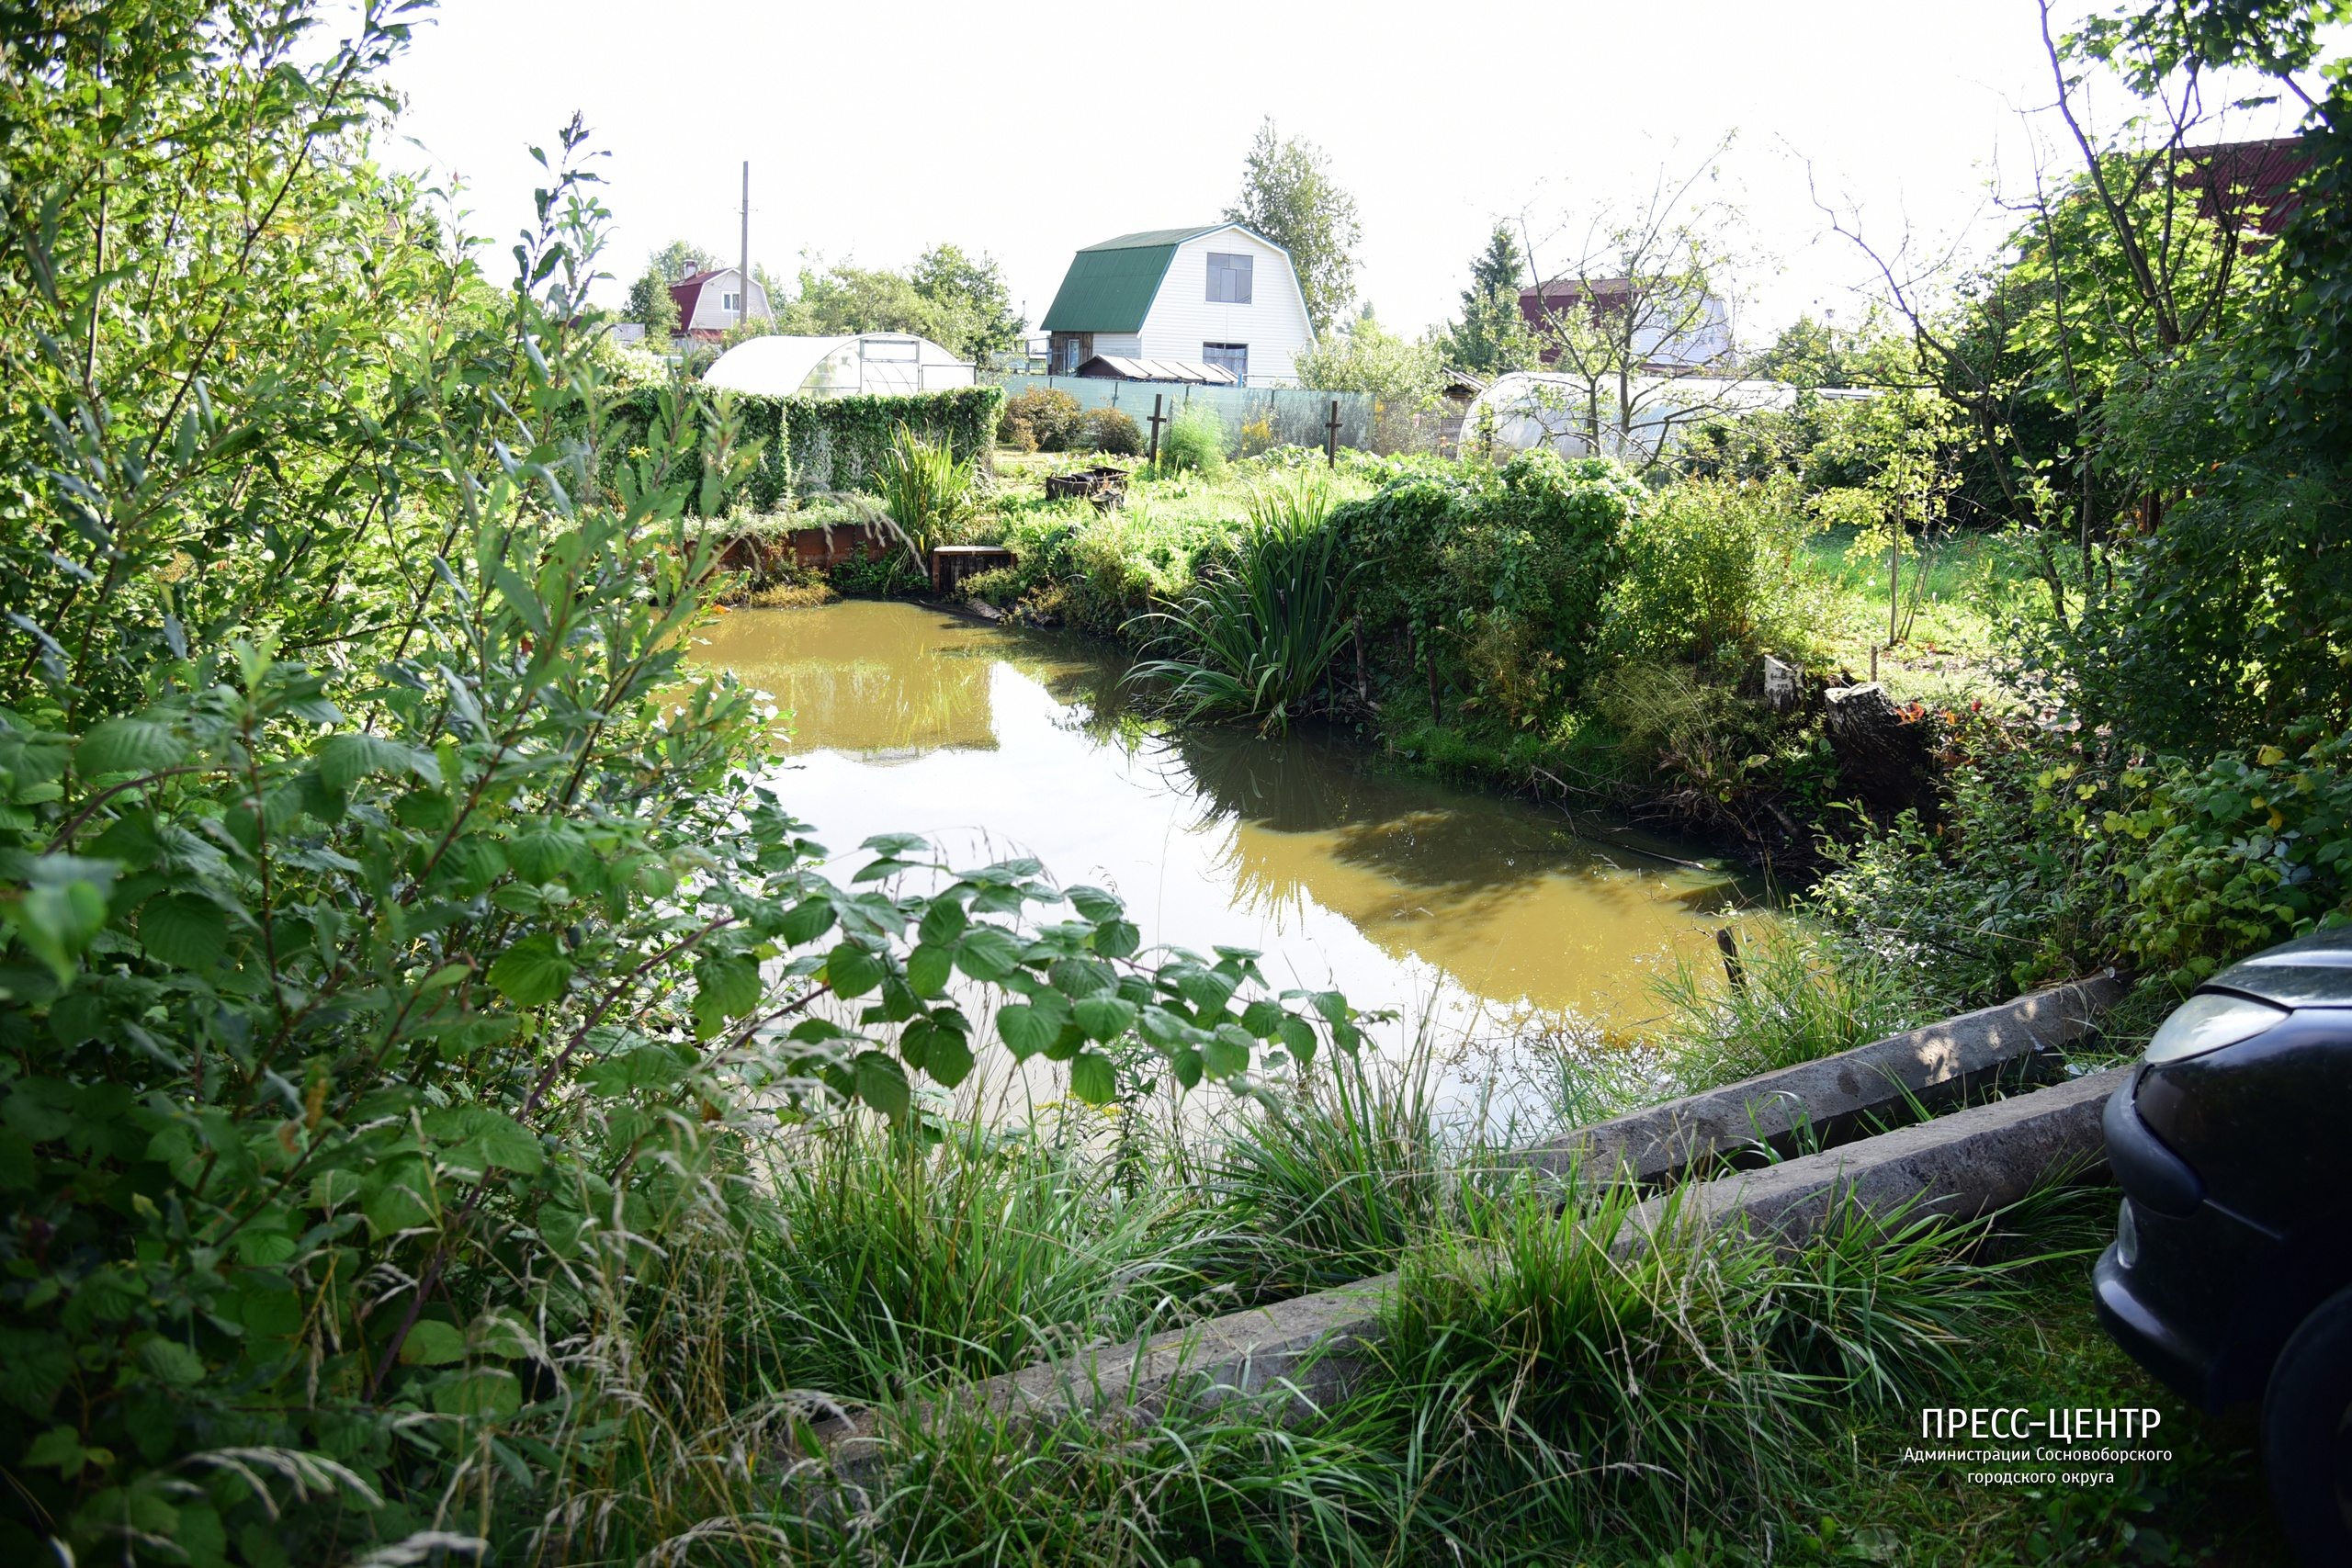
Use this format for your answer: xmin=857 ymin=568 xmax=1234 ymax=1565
xmin=739 ymin=161 xmax=751 ymax=330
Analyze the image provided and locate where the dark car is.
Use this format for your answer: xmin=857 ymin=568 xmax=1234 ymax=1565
xmin=2098 ymin=927 xmax=2352 ymax=1564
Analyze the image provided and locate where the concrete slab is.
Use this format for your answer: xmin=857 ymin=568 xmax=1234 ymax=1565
xmin=1514 ymin=973 xmax=2122 ymax=1187
xmin=1616 ymin=1065 xmax=2130 ymax=1252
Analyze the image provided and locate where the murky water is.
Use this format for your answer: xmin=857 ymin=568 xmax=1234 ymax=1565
xmin=692 ymin=601 xmax=1752 ymax=1084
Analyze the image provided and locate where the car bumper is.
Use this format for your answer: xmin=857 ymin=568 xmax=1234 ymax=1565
xmin=2094 ymin=1240 xmax=2216 ymax=1403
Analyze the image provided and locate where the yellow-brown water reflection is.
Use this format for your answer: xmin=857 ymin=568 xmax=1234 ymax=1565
xmin=690 ymin=602 xmax=1751 ymax=1037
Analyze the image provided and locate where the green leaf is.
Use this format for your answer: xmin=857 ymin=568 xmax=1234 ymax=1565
xmin=1073 ymin=993 xmax=1136 ymax=1043
xmin=825 ymin=942 xmax=884 ymax=998
xmin=1182 ymin=969 xmax=1238 ymax=1013
xmin=1092 ymin=918 xmax=1140 ymax=958
xmin=1203 ymin=1023 xmax=1253 ymax=1080
xmin=362 ymin=1160 xmax=438 ymax=1236
xmin=781 ymin=897 xmax=836 ymax=945
xmin=0 ymin=1130 xmax=32 ymax=1190
xmin=488 ymin=933 xmax=572 ymax=1007
xmin=140 ymin=893 xmax=228 ymax=971
xmin=1277 ymin=1014 xmax=1317 ymax=1065
xmin=913 ymin=1023 xmax=973 ymax=1088
xmin=1065 ymin=885 xmax=1124 ymax=921
xmin=1000 ymin=992 xmax=1079 ymax=1058
xmin=1067 ymin=1051 xmax=1116 ymax=1105
xmin=75 ymin=716 xmax=186 ymax=777
xmin=918 ymin=897 xmax=967 ymax=946
xmin=6 ymin=858 xmax=114 ymax=983
xmin=467 ymin=1109 xmax=543 ymax=1176
xmin=854 ymin=1051 xmax=910 ymax=1121
xmin=317 ymin=732 xmax=432 ymax=793
xmin=401 ymin=1320 xmax=467 ymax=1366
xmin=906 ymin=942 xmax=953 ymax=997
xmin=693 ymin=953 xmax=763 ymax=1035
xmin=25 ymin=1427 xmax=91 ymax=1476
xmin=955 ymin=925 xmax=1021 ymax=980
xmin=435 ymin=1368 xmax=523 ymax=1420
xmin=861 ymin=832 xmax=930 ymax=856
xmin=135 ymin=1337 xmax=206 ymax=1387
xmin=1137 ymin=1006 xmax=1193 ymax=1049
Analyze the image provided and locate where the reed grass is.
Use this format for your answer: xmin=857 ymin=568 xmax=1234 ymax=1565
xmin=1127 ymin=479 xmax=1363 ymax=732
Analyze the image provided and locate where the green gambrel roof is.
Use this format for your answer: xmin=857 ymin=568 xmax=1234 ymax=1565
xmin=1040 ymin=225 xmax=1227 ymax=333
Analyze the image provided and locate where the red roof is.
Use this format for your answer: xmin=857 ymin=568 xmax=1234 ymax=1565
xmin=669 ymin=267 xmax=724 ymax=329
xmin=2181 ymin=137 xmax=2310 ymax=238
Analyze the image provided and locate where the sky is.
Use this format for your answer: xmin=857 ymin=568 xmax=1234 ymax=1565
xmin=376 ymin=0 xmax=2332 ymax=347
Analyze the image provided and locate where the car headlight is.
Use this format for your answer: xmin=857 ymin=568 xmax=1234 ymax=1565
xmin=2143 ymin=991 xmax=2288 ymax=1065
xmin=2116 ymin=1198 xmax=2139 ymax=1269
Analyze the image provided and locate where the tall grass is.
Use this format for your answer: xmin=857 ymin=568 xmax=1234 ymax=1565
xmin=1206 ymin=1049 xmax=1453 ymax=1294
xmin=1652 ymin=921 xmax=1928 ymax=1091
xmin=754 ymin=1120 xmax=1224 ymax=1397
xmin=1370 ymin=1179 xmax=1999 ymax=1554
xmin=1127 ymin=478 xmax=1362 ymax=732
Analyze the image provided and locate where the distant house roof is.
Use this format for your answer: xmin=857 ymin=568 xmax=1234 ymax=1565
xmin=669 ymin=267 xmax=724 ymax=327
xmin=1074 ymin=355 xmax=1238 ymax=385
xmin=2181 ymin=135 xmax=2310 ymax=237
xmin=1040 ymin=223 xmax=1288 ymax=333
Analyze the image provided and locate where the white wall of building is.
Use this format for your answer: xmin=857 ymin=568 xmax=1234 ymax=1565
xmin=684 ymin=269 xmax=772 ymax=333
xmin=1136 ymin=228 xmax=1314 ymax=386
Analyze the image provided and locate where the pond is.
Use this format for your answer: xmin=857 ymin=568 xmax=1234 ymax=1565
xmin=691 ymin=600 xmax=1756 ymax=1115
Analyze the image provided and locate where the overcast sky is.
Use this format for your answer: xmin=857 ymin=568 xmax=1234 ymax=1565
xmin=378 ymin=1 xmax=2330 ymax=346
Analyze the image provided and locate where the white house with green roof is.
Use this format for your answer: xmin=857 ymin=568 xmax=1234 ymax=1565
xmin=1039 ymin=224 xmax=1315 ymax=387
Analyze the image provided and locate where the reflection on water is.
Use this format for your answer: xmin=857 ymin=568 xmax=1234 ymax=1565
xmin=690 ymin=601 xmax=1751 ymax=1046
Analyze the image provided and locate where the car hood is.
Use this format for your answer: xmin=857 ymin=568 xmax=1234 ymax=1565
xmin=2204 ymin=926 xmax=2352 ymax=1008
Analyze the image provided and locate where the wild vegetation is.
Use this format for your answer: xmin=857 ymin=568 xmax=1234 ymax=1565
xmin=5 ymin=0 xmax=2349 ymax=1562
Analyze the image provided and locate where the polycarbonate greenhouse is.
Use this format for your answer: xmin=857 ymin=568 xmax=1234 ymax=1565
xmin=701 ymin=333 xmax=975 ymax=398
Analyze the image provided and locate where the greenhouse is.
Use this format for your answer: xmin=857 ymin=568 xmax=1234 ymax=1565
xmin=1457 ymin=372 xmax=1873 ymax=463
xmin=701 ymin=333 xmax=975 ymax=398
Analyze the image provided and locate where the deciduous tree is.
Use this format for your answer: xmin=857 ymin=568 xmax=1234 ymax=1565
xmin=1224 ymin=118 xmax=1363 ymax=334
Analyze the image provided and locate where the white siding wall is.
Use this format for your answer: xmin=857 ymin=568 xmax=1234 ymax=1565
xmin=685 ymin=269 xmax=772 ymax=333
xmin=1136 ymin=230 xmax=1314 ymax=385
xmin=1091 ymin=332 xmax=1143 ymax=358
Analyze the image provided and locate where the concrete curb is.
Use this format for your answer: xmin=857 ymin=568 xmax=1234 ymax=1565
xmin=1515 ymin=972 xmax=2123 ymax=1186
xmin=1615 ymin=1064 xmax=2129 ymax=1254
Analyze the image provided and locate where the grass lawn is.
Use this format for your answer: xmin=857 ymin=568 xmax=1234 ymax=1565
xmin=1798 ymin=525 xmax=2056 ymax=713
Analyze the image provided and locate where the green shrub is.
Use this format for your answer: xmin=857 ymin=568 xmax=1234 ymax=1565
xmin=1332 ymin=450 xmax=1642 ymax=725
xmin=0 ymin=15 xmax=1374 ymax=1562
xmin=1084 ymin=405 xmax=1143 ymax=455
xmin=1158 ymin=400 xmax=1227 ymax=476
xmin=1001 ymin=386 xmax=1085 ymax=451
xmin=1588 ymin=660 xmax=1792 ymax=831
xmin=2094 ymin=723 xmax=2352 ymax=988
xmin=1604 ymin=474 xmax=1830 ymax=667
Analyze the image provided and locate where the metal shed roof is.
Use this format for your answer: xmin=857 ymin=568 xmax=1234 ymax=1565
xmin=1076 ymin=355 xmax=1237 ymax=385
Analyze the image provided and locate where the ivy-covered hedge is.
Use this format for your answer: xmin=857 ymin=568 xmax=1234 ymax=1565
xmin=614 ymin=385 xmax=1003 ymax=513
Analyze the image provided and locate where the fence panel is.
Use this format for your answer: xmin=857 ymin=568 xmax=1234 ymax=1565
xmin=991 ymin=375 xmax=1372 ymax=455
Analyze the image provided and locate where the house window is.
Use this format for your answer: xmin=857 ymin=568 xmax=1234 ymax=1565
xmin=1206 ymin=253 xmax=1253 ymax=304
xmin=721 ymin=291 xmax=741 ymax=313
xmin=1203 ymin=343 xmax=1249 ymax=382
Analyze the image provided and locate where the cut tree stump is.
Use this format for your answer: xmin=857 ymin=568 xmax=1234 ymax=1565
xmin=1824 ymin=681 xmax=1939 ymax=819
